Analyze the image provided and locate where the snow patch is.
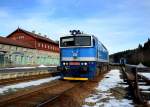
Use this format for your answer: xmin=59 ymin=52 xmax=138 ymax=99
xmin=1 ymin=65 xmax=57 ymax=70
xmin=137 ymin=63 xmax=146 ymax=68
xmin=3 ymin=67 xmax=36 ymax=70
xmin=38 ymin=64 xmax=46 ymax=67
xmin=38 ymin=65 xmax=57 ymax=68
xmin=96 ymin=70 xmax=123 ymax=91
xmin=139 ymin=85 xmax=150 ymax=90
xmin=85 ymin=92 xmax=112 ymax=103
xmin=99 ymin=99 xmax=133 ymax=107
xmin=0 ymin=76 xmax=60 ymax=94
xmin=83 ymin=69 xmax=133 ymax=107
xmin=138 ymin=73 xmax=150 ymax=80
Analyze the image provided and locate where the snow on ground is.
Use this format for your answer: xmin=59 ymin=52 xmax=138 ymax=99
xmin=83 ymin=99 xmax=133 ymax=107
xmin=138 ymin=73 xmax=150 ymax=80
xmin=0 ymin=76 xmax=60 ymax=95
xmin=38 ymin=64 xmax=47 ymax=67
xmin=38 ymin=65 xmax=57 ymax=68
xmin=2 ymin=66 xmax=36 ymax=70
xmin=96 ymin=70 xmax=123 ymax=91
xmin=0 ymin=65 xmax=57 ymax=70
xmin=83 ymin=69 xmax=134 ymax=107
xmin=139 ymin=85 xmax=150 ymax=90
xmin=137 ymin=63 xmax=147 ymax=68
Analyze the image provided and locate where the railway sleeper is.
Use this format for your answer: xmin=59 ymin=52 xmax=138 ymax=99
xmin=141 ymin=92 xmax=150 ymax=100
xmin=138 ymin=75 xmax=150 ymax=82
xmin=140 ymin=88 xmax=150 ymax=92
xmin=138 ymin=83 xmax=150 ymax=86
xmin=122 ymin=69 xmax=135 ymax=81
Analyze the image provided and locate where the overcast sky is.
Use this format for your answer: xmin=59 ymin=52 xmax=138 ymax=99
xmin=0 ymin=0 xmax=150 ymax=54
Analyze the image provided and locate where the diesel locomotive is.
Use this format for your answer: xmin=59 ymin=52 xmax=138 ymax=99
xmin=57 ymin=30 xmax=109 ymax=80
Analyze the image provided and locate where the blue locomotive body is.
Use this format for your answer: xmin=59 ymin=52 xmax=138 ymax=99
xmin=58 ymin=31 xmax=109 ymax=80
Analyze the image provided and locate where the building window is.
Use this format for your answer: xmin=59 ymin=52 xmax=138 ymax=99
xmin=45 ymin=44 xmax=47 ymax=48
xmin=48 ymin=45 xmax=50 ymax=49
xmin=50 ymin=45 xmax=52 ymax=50
xmin=51 ymin=45 xmax=53 ymax=50
xmin=20 ymin=36 xmax=24 ymax=39
xmin=42 ymin=43 xmax=43 ymax=48
xmin=38 ymin=43 xmax=40 ymax=47
xmin=16 ymin=36 xmax=19 ymax=40
xmin=16 ymin=36 xmax=24 ymax=40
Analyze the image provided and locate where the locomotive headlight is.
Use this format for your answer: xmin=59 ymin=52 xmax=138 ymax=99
xmin=81 ymin=62 xmax=87 ymax=65
xmin=63 ymin=62 xmax=65 ymax=65
xmin=84 ymin=62 xmax=87 ymax=65
xmin=66 ymin=62 xmax=69 ymax=66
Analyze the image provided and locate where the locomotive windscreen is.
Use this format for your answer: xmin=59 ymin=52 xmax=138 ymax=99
xmin=60 ymin=36 xmax=91 ymax=47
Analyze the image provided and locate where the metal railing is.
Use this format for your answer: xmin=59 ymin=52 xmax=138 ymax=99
xmin=121 ymin=64 xmax=150 ymax=105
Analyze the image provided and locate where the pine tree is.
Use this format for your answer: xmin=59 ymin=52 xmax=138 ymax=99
xmin=143 ymin=38 xmax=150 ymax=50
xmin=138 ymin=44 xmax=143 ymax=50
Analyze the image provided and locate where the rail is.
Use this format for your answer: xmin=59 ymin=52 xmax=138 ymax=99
xmin=36 ymin=83 xmax=81 ymax=107
xmin=0 ymin=81 xmax=80 ymax=107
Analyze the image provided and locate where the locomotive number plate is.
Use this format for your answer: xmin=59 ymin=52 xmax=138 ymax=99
xmin=69 ymin=62 xmax=80 ymax=65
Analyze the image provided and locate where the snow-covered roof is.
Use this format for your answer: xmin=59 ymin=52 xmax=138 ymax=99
xmin=137 ymin=62 xmax=147 ymax=68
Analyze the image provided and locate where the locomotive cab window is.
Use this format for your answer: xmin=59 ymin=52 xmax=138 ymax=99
xmin=61 ymin=37 xmax=75 ymax=47
xmin=60 ymin=36 xmax=91 ymax=47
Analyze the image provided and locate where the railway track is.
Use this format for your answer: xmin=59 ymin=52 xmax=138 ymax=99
xmin=36 ymin=83 xmax=81 ymax=107
xmin=0 ymin=80 xmax=81 ymax=107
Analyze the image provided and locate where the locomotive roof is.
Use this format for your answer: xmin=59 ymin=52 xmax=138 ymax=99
xmin=60 ymin=33 xmax=92 ymax=37
xmin=60 ymin=33 xmax=108 ymax=52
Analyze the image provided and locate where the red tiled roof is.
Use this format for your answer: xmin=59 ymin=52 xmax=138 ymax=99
xmin=0 ymin=36 xmax=35 ymax=49
xmin=7 ymin=28 xmax=58 ymax=45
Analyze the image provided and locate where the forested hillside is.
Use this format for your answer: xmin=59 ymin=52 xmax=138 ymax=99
xmin=110 ymin=39 xmax=150 ymax=66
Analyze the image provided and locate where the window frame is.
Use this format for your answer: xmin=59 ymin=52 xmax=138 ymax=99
xmin=60 ymin=36 xmax=93 ymax=48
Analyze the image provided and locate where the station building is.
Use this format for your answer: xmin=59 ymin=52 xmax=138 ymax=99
xmin=0 ymin=28 xmax=59 ymax=67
